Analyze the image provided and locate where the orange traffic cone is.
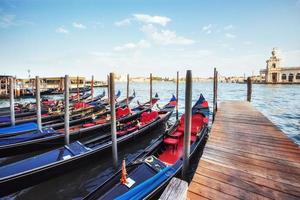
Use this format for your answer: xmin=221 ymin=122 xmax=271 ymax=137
xmin=120 ymin=159 xmax=128 ymax=185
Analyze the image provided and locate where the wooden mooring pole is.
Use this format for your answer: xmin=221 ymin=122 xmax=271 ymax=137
xmin=213 ymin=68 xmax=218 ymax=123
xmin=91 ymin=75 xmax=94 ymax=99
xmin=182 ymin=70 xmax=192 ymax=181
xmin=35 ymin=76 xmax=42 ymax=131
xmin=107 ymin=75 xmax=110 ymax=100
xmin=126 ymin=74 xmax=129 ymax=105
xmin=150 ymin=73 xmax=153 ymax=106
xmin=77 ymin=76 xmax=80 ymax=102
xmin=247 ymin=77 xmax=252 ymax=102
xmin=176 ymin=71 xmax=179 ymax=121
xmin=9 ymin=77 xmax=15 ymax=126
xmin=64 ymin=75 xmax=70 ymax=145
xmin=109 ymin=73 xmax=118 ymax=168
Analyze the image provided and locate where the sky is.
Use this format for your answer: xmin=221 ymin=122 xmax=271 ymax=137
xmin=0 ymin=0 xmax=300 ymax=80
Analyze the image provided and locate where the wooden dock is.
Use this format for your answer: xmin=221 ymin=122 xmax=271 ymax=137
xmin=188 ymin=101 xmax=300 ymax=200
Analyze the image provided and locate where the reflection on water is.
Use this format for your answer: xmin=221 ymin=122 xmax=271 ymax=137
xmin=0 ymin=81 xmax=299 ymax=199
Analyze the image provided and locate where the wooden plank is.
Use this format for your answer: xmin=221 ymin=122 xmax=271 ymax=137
xmin=198 ymin=159 xmax=300 ymax=197
xmin=196 ymin=166 xmax=299 ymax=200
xmin=203 ymin=148 xmax=300 ymax=175
xmin=159 ymin=177 xmax=188 ymax=200
xmin=189 ymin=181 xmax=239 ymax=200
xmin=192 ymin=173 xmax=270 ymax=200
xmin=205 ymin=145 xmax=300 ymax=169
xmin=188 ymin=101 xmax=300 ymax=200
xmin=187 ymin=191 xmax=209 ymax=200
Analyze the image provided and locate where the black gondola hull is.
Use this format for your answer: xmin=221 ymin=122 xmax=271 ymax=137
xmin=0 ymin=111 xmax=172 ymax=197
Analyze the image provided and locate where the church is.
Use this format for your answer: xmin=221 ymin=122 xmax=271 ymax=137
xmin=260 ymin=48 xmax=300 ymax=83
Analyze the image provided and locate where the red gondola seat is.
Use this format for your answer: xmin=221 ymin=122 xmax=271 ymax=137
xmin=140 ymin=111 xmax=158 ymax=126
xmin=163 ymin=137 xmax=179 ymax=151
xmin=82 ymin=123 xmax=95 ymax=128
xmin=116 ymin=107 xmax=131 ymax=118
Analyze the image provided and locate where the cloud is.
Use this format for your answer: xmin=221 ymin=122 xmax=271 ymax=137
xmin=114 ymin=40 xmax=151 ymax=51
xmin=115 ymin=18 xmax=132 ymax=27
xmin=202 ymin=24 xmax=213 ymax=34
xmin=115 ymin=14 xmax=171 ymax=27
xmin=141 ymin=24 xmax=194 ymax=45
xmin=225 ymin=33 xmax=236 ymax=38
xmin=72 ymin=22 xmax=86 ymax=29
xmin=0 ymin=13 xmax=33 ymax=28
xmin=202 ymin=24 xmax=212 ymax=31
xmin=56 ymin=26 xmax=69 ymax=34
xmin=224 ymin=24 xmax=234 ymax=30
xmin=0 ymin=14 xmax=15 ymax=28
xmin=133 ymin=14 xmax=171 ymax=26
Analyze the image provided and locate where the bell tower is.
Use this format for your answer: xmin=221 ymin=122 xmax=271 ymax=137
xmin=266 ymin=48 xmax=281 ymax=83
xmin=266 ymin=48 xmax=280 ymax=69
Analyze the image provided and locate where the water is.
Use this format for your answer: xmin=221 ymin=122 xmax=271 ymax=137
xmin=0 ymin=82 xmax=299 ymax=199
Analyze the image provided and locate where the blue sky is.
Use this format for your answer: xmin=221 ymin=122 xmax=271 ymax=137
xmin=1 ymin=0 xmax=300 ymax=80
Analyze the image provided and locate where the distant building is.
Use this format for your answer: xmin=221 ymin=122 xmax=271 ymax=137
xmin=260 ymin=48 xmax=300 ymax=83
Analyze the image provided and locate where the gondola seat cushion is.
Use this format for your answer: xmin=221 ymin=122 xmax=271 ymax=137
xmin=74 ymin=102 xmax=89 ymax=109
xmin=95 ymin=119 xmax=107 ymax=124
xmin=117 ymin=130 xmax=127 ymax=136
xmin=82 ymin=123 xmax=95 ymax=128
xmin=171 ymin=131 xmax=183 ymax=138
xmin=116 ymin=107 xmax=131 ymax=118
xmin=140 ymin=111 xmax=158 ymax=125
xmin=127 ymin=126 xmax=138 ymax=132
xmin=164 ymin=137 xmax=179 ymax=150
xmin=177 ymin=114 xmax=204 ymax=134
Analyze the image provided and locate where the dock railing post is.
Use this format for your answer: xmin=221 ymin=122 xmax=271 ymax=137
xmin=91 ymin=75 xmax=94 ymax=99
xmin=247 ymin=77 xmax=252 ymax=102
xmin=36 ymin=76 xmax=42 ymax=131
xmin=182 ymin=70 xmax=192 ymax=181
xmin=64 ymin=75 xmax=70 ymax=145
xmin=9 ymin=77 xmax=15 ymax=126
xmin=176 ymin=71 xmax=179 ymax=121
xmin=109 ymin=73 xmax=118 ymax=168
xmin=150 ymin=73 xmax=153 ymax=106
xmin=126 ymin=74 xmax=129 ymax=105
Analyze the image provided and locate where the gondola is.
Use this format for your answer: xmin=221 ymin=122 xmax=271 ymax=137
xmin=84 ymin=94 xmax=209 ymax=200
xmin=0 ymin=94 xmax=137 ymax=156
xmin=0 ymin=98 xmax=174 ymax=197
xmin=0 ymin=91 xmax=111 ymax=128
xmin=0 ymin=90 xmax=105 ymax=125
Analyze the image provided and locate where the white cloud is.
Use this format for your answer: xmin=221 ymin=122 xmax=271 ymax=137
xmin=56 ymin=26 xmax=69 ymax=34
xmin=202 ymin=24 xmax=212 ymax=31
xmin=0 ymin=14 xmax=15 ymax=28
xmin=72 ymin=22 xmax=86 ymax=29
xmin=115 ymin=18 xmax=132 ymax=27
xmin=224 ymin=24 xmax=234 ymax=30
xmin=141 ymin=24 xmax=194 ymax=45
xmin=115 ymin=14 xmax=171 ymax=27
xmin=225 ymin=33 xmax=236 ymax=38
xmin=133 ymin=14 xmax=171 ymax=26
xmin=202 ymin=24 xmax=214 ymax=34
xmin=0 ymin=14 xmax=33 ymax=28
xmin=114 ymin=40 xmax=151 ymax=51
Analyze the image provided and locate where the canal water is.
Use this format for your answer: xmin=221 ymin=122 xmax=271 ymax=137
xmin=0 ymin=81 xmax=299 ymax=199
